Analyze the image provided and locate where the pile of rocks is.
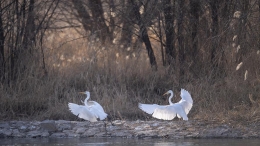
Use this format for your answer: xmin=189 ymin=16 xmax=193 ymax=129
xmin=0 ymin=120 xmax=259 ymax=139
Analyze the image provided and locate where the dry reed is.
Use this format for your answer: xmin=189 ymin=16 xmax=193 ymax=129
xmin=0 ymin=34 xmax=260 ymax=124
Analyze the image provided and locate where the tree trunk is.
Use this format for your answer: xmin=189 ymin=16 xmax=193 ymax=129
xmin=0 ymin=7 xmax=4 ymax=81
xmin=120 ymin=1 xmax=134 ymax=49
xmin=89 ymin=0 xmax=111 ymax=44
xmin=190 ymin=0 xmax=199 ymax=63
xmin=109 ymin=0 xmax=116 ymax=38
xmin=163 ymin=0 xmax=175 ymax=65
xmin=71 ymin=0 xmax=92 ymax=32
xmin=22 ymin=0 xmax=35 ymax=53
xmin=177 ymin=0 xmax=185 ymax=83
xmin=130 ymin=0 xmax=157 ymax=70
xmin=209 ymin=0 xmax=219 ymax=68
xmin=235 ymin=1 xmax=249 ymax=63
xmin=259 ymin=0 xmax=260 ymax=51
xmin=158 ymin=13 xmax=165 ymax=66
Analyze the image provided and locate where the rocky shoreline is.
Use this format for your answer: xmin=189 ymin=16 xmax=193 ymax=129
xmin=0 ymin=120 xmax=259 ymax=139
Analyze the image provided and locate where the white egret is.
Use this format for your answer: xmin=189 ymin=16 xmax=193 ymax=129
xmin=68 ymin=91 xmax=107 ymax=122
xmin=138 ymin=88 xmax=193 ymax=121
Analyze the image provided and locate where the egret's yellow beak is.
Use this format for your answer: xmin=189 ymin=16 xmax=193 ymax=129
xmin=162 ymin=92 xmax=169 ymax=96
xmin=79 ymin=92 xmax=86 ymax=94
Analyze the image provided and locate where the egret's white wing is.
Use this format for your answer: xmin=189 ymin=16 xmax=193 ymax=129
xmin=152 ymin=104 xmax=188 ymax=121
xmin=68 ymin=103 xmax=83 ymax=116
xmin=138 ymin=103 xmax=161 ymax=115
xmin=179 ymin=89 xmax=193 ymax=114
xmin=68 ymin=103 xmax=97 ymax=122
xmin=88 ymin=101 xmax=107 ymax=120
xmin=179 ymin=100 xmax=193 ymax=115
xmin=78 ymin=108 xmax=98 ymax=122
xmin=152 ymin=105 xmax=176 ymax=120
xmin=180 ymin=89 xmax=193 ymax=104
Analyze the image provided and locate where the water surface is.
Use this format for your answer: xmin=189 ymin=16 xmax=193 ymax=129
xmin=1 ymin=138 xmax=260 ymax=146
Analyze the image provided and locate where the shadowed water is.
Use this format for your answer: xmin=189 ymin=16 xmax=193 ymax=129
xmin=1 ymin=138 xmax=260 ymax=146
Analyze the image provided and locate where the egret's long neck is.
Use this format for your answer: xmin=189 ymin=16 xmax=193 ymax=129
xmin=168 ymin=91 xmax=174 ymax=105
xmin=84 ymin=92 xmax=90 ymax=105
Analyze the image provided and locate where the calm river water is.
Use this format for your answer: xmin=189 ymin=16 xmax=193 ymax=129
xmin=1 ymin=138 xmax=260 ymax=146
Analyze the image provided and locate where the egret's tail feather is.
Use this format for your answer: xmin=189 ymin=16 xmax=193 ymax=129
xmin=98 ymin=112 xmax=108 ymax=120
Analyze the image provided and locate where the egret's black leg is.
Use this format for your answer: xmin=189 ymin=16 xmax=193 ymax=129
xmin=103 ymin=121 xmax=108 ymax=135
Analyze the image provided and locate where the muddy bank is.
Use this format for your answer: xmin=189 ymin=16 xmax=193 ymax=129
xmin=0 ymin=120 xmax=259 ymax=139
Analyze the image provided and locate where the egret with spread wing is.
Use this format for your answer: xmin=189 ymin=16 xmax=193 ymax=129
xmin=68 ymin=91 xmax=107 ymax=122
xmin=138 ymin=89 xmax=193 ymax=121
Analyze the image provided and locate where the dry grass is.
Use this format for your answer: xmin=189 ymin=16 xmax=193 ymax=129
xmin=0 ymin=34 xmax=260 ymax=124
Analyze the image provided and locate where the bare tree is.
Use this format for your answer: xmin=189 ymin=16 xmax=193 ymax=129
xmin=163 ymin=0 xmax=175 ymax=66
xmin=0 ymin=0 xmax=59 ymax=83
xmin=177 ymin=0 xmax=185 ymax=83
xmin=0 ymin=3 xmax=4 ymax=82
xmin=209 ymin=0 xmax=219 ymax=69
xmin=130 ymin=0 xmax=157 ymax=70
xmin=189 ymin=0 xmax=199 ymax=64
xmin=235 ymin=1 xmax=250 ymax=63
xmin=71 ymin=0 xmax=111 ymax=44
xmin=71 ymin=0 xmax=92 ymax=33
xmin=89 ymin=0 xmax=111 ymax=44
xmin=120 ymin=0 xmax=135 ymax=49
xmin=22 ymin=0 xmax=36 ymax=52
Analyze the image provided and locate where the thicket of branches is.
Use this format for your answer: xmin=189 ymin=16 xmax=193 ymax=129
xmin=0 ymin=0 xmax=259 ymax=121
xmin=0 ymin=0 xmax=59 ymax=84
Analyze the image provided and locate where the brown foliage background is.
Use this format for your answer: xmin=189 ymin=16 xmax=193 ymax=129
xmin=0 ymin=0 xmax=259 ymax=123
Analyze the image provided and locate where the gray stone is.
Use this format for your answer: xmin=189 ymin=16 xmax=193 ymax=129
xmin=50 ymin=132 xmax=66 ymax=138
xmin=135 ymin=129 xmax=158 ymax=137
xmin=40 ymin=120 xmax=57 ymax=132
xmin=0 ymin=129 xmax=12 ymax=137
xmin=94 ymin=132 xmax=107 ymax=137
xmin=28 ymin=125 xmax=37 ymax=131
xmin=75 ymin=127 xmax=87 ymax=134
xmin=202 ymin=126 xmax=231 ymax=138
xmin=41 ymin=131 xmax=50 ymax=137
xmin=151 ymin=123 xmax=159 ymax=127
xmin=0 ymin=122 xmax=10 ymax=129
xmin=12 ymin=129 xmax=25 ymax=138
xmin=0 ymin=120 xmax=258 ymax=139
xmin=55 ymin=120 xmax=72 ymax=130
xmin=55 ymin=120 xmax=69 ymax=124
xmin=67 ymin=132 xmax=80 ymax=137
xmin=57 ymin=123 xmax=72 ymax=131
xmin=25 ymin=130 xmax=48 ymax=138
xmin=113 ymin=120 xmax=125 ymax=125
xmin=27 ymin=130 xmax=43 ymax=138
xmin=73 ymin=122 xmax=89 ymax=128
xmin=106 ymin=125 xmax=121 ymax=131
xmin=63 ymin=130 xmax=79 ymax=137
xmin=82 ymin=128 xmax=100 ymax=137
xmin=19 ymin=125 xmax=28 ymax=132
xmin=110 ymin=130 xmax=133 ymax=138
